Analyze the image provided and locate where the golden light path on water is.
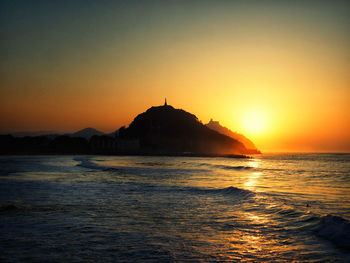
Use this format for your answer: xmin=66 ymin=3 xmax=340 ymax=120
xmin=190 ymin=156 xmax=325 ymax=260
xmin=244 ymin=159 xmax=262 ymax=191
xmin=164 ymin=157 xmax=291 ymax=259
xmin=235 ymin=159 xmax=276 ymax=258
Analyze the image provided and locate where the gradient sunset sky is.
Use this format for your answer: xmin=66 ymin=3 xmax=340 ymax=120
xmin=1 ymin=0 xmax=349 ymax=152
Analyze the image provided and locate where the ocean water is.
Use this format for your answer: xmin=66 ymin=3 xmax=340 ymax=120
xmin=0 ymin=153 xmax=349 ymax=262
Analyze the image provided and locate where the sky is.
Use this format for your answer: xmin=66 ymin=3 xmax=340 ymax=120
xmin=0 ymin=0 xmax=349 ymax=152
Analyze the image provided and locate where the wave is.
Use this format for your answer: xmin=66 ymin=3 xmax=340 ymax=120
xmin=135 ymin=162 xmax=173 ymax=167
xmin=214 ymin=186 xmax=255 ymax=196
xmin=190 ymin=186 xmax=255 ymax=200
xmin=182 ymin=162 xmax=254 ymax=171
xmin=75 ymin=157 xmax=255 ymax=174
xmin=74 ymin=157 xmax=103 ymax=170
xmin=74 ymin=157 xmax=208 ymax=174
xmin=315 ymin=214 xmax=350 ymax=250
xmin=213 ymin=164 xmax=253 ymax=171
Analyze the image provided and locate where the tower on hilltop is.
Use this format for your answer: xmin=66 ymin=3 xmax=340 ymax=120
xmin=164 ymin=98 xmax=167 ymax=106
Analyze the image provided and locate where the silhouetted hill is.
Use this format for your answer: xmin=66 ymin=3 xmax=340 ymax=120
xmin=206 ymin=119 xmax=261 ymax=154
xmin=0 ymin=104 xmax=259 ymax=157
xmin=120 ymin=104 xmax=253 ymax=155
xmin=69 ymin=128 xmax=105 ymax=140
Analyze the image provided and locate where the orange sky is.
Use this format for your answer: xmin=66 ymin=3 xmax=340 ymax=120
xmin=0 ymin=1 xmax=349 ymax=152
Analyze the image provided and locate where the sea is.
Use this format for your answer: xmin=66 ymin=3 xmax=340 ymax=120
xmin=0 ymin=153 xmax=349 ymax=262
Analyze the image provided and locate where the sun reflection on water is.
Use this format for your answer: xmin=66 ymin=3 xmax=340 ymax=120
xmin=246 ymin=212 xmax=268 ymax=225
xmin=248 ymin=159 xmax=260 ymax=168
xmin=244 ymin=172 xmax=262 ymax=190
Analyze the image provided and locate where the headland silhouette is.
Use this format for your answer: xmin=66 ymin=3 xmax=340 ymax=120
xmin=0 ymin=101 xmax=260 ymax=157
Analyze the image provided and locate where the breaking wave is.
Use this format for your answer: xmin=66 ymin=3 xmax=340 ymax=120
xmin=74 ymin=157 xmax=208 ymax=174
xmin=186 ymin=185 xmax=255 ymax=200
xmin=213 ymin=164 xmax=254 ymax=170
xmin=212 ymin=186 xmax=255 ymax=196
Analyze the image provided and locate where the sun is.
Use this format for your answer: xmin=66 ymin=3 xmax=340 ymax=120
xmin=242 ymin=111 xmax=268 ymax=136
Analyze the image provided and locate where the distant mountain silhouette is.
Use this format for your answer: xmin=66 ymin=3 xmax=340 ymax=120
xmin=120 ymin=104 xmax=254 ymax=155
xmin=206 ymin=119 xmax=260 ymax=154
xmin=69 ymin=128 xmax=105 ymax=140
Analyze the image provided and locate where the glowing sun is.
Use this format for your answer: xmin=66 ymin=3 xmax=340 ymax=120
xmin=242 ymin=111 xmax=268 ymax=135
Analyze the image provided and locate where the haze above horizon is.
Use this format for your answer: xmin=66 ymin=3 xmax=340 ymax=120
xmin=1 ymin=0 xmax=349 ymax=152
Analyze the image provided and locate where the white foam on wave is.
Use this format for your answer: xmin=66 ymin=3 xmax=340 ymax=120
xmin=74 ymin=157 xmax=102 ymax=170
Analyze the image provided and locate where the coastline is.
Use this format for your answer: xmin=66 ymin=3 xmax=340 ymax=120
xmin=0 ymin=152 xmax=251 ymax=158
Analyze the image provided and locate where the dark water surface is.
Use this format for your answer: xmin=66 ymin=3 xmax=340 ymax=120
xmin=0 ymin=154 xmax=349 ymax=262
